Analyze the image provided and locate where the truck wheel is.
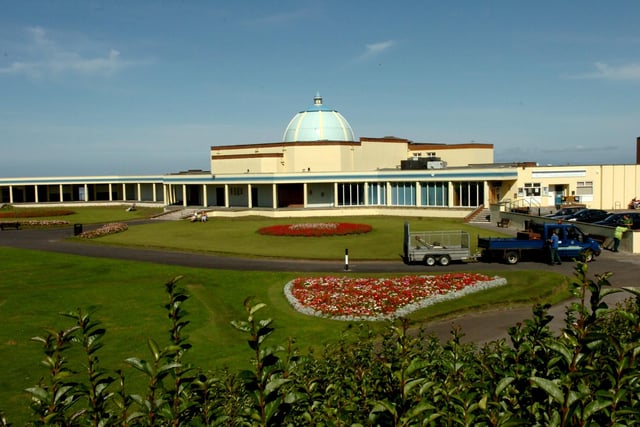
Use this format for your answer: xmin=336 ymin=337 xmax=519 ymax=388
xmin=424 ymin=256 xmax=436 ymax=266
xmin=580 ymin=249 xmax=594 ymax=262
xmin=505 ymin=251 xmax=519 ymax=264
xmin=439 ymin=255 xmax=451 ymax=266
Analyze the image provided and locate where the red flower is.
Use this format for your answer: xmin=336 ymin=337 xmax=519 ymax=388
xmin=285 ymin=273 xmax=507 ymax=321
xmin=258 ymin=222 xmax=372 ymax=237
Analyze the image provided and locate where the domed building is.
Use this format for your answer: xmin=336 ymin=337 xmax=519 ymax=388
xmin=5 ymin=91 xmax=639 ymax=257
xmin=210 ymin=94 xmax=493 ymax=175
xmin=282 ymin=93 xmax=355 ymax=142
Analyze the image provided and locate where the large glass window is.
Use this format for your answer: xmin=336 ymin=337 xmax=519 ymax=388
xmin=390 ymin=182 xmax=416 ymax=206
xmin=452 ymin=181 xmax=484 ymax=207
xmin=337 ymin=182 xmax=364 ymax=206
xmin=420 ymin=182 xmax=448 ymax=206
xmin=368 ymin=182 xmax=386 ymax=205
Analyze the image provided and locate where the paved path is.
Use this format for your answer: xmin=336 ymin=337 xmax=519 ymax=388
xmin=1 ymin=221 xmax=639 ymax=345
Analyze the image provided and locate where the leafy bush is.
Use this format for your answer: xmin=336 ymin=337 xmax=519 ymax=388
xmin=5 ymin=262 xmax=640 ymax=426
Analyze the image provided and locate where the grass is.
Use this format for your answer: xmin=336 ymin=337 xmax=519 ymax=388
xmin=0 ymin=207 xmax=571 ymax=423
xmin=94 ymin=215 xmax=507 ymax=260
xmin=0 ymin=245 xmax=572 ymax=423
xmin=0 ymin=205 xmax=164 ymax=226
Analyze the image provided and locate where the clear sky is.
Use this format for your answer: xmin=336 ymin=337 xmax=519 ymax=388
xmin=1 ymin=1 xmax=639 ymax=177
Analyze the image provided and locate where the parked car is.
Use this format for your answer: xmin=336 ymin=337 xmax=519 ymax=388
xmin=544 ymin=206 xmax=585 ymax=219
xmin=564 ymin=209 xmax=610 ymax=223
xmin=593 ymin=212 xmax=640 ymax=230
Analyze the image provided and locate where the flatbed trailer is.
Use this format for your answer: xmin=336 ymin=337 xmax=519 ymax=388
xmin=403 ymin=222 xmax=474 ymax=266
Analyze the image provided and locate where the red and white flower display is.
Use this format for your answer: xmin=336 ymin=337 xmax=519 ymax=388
xmin=78 ymin=222 xmax=128 ymax=239
xmin=258 ymin=222 xmax=372 ymax=237
xmin=284 ymin=273 xmax=507 ymax=321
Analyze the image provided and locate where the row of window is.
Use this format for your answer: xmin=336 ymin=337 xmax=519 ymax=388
xmin=337 ymin=181 xmax=485 ymax=207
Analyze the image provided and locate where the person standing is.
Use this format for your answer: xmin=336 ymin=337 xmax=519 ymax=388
xmin=548 ymin=229 xmax=562 ymax=265
xmin=613 ymin=224 xmax=628 ymax=252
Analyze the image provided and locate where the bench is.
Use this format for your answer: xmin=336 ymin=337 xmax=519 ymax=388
xmin=0 ymin=222 xmax=21 ymax=230
xmin=497 ymin=218 xmax=511 ymax=228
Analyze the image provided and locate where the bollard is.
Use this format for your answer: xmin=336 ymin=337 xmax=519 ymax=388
xmin=344 ymin=248 xmax=349 ymax=271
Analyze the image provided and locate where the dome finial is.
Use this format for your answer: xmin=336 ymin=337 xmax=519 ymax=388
xmin=314 ymin=92 xmax=322 ymax=106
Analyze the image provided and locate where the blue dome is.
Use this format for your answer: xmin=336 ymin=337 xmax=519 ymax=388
xmin=283 ymin=94 xmax=355 ymax=142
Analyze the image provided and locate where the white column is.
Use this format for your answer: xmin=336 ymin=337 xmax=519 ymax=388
xmin=303 ymin=183 xmax=307 ymax=207
xmin=364 ymin=183 xmax=369 ymax=205
xmin=483 ymin=180 xmax=490 ymax=207
xmin=137 ymin=183 xmax=141 ymax=201
xmin=34 ymin=185 xmax=39 ymax=203
xmin=224 ymin=185 xmax=229 ymax=207
xmin=247 ymin=184 xmax=252 ymax=208
xmin=448 ymin=182 xmax=454 ymax=207
xmin=182 ymin=184 xmax=187 ymax=206
xmin=202 ymin=184 xmax=207 ymax=207
xmin=415 ymin=182 xmax=421 ymax=206
xmin=122 ymin=184 xmax=126 ymax=201
xmin=386 ymin=182 xmax=391 ymax=206
xmin=108 ymin=183 xmax=113 ymax=201
xmin=9 ymin=185 xmax=14 ymax=204
xmin=59 ymin=184 xmax=63 ymax=202
xmin=272 ymin=184 xmax=277 ymax=209
xmin=152 ymin=183 xmax=157 ymax=202
xmin=334 ymin=182 xmax=339 ymax=207
xmin=84 ymin=184 xmax=89 ymax=202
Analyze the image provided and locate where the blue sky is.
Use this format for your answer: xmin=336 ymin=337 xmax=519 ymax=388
xmin=1 ymin=1 xmax=639 ymax=177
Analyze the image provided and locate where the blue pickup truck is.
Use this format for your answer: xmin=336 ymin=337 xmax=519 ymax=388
xmin=478 ymin=222 xmax=601 ymax=264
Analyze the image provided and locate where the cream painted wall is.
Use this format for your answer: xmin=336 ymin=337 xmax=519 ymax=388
xmin=354 ymin=140 xmax=408 ymax=170
xmin=499 ymin=164 xmax=640 ymax=211
xmin=211 ymin=140 xmax=493 ymax=175
xmin=410 ymin=147 xmax=493 ymax=167
xmin=286 ymin=145 xmax=348 ymax=172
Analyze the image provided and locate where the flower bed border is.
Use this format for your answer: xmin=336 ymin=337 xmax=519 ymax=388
xmin=78 ymin=223 xmax=128 ymax=239
xmin=284 ymin=274 xmax=508 ymax=322
xmin=258 ymin=222 xmax=372 ymax=237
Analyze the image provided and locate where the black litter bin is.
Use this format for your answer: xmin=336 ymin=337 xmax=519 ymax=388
xmin=74 ymin=223 xmax=83 ymax=236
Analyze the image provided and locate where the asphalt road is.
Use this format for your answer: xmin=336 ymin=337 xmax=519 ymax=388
xmin=2 ymin=222 xmax=639 ymax=345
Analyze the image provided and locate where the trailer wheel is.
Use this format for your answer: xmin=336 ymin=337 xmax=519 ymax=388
xmin=505 ymin=251 xmax=519 ymax=265
xmin=439 ymin=255 xmax=451 ymax=266
xmin=424 ymin=256 xmax=436 ymax=266
xmin=580 ymin=249 xmax=594 ymax=263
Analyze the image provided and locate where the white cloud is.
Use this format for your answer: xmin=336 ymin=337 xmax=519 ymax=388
xmin=0 ymin=26 xmax=136 ymax=78
xmin=355 ymin=40 xmax=395 ymax=62
xmin=571 ymin=62 xmax=640 ymax=81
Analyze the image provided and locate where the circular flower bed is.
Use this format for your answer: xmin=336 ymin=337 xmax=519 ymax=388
xmin=258 ymin=222 xmax=372 ymax=237
xmin=284 ymin=273 xmax=507 ymax=321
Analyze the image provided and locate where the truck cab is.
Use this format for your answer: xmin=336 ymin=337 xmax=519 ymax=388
xmin=478 ymin=222 xmax=601 ymax=264
xmin=531 ymin=223 xmax=601 ymax=261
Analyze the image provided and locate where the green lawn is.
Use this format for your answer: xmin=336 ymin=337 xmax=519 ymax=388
xmin=94 ymin=215 xmax=508 ymax=260
xmin=0 ymin=245 xmax=571 ymax=423
xmin=0 ymin=205 xmax=164 ymax=225
xmin=0 ymin=208 xmax=572 ymax=423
